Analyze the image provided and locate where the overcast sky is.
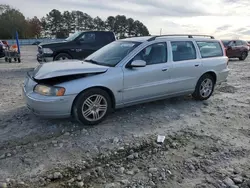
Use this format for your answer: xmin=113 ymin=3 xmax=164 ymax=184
xmin=3 ymin=0 xmax=250 ymax=39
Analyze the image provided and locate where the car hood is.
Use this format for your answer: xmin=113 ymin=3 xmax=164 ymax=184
xmin=39 ymin=40 xmax=68 ymax=47
xmin=32 ymin=60 xmax=109 ymax=80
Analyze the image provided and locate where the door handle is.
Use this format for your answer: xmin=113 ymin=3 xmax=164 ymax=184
xmin=162 ymin=68 xmax=168 ymax=71
xmin=194 ymin=64 xmax=200 ymax=67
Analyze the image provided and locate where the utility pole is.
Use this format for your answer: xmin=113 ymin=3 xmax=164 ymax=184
xmin=160 ymin=28 xmax=162 ymax=35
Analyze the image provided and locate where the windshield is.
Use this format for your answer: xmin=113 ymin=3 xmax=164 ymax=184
xmin=84 ymin=41 xmax=141 ymax=67
xmin=65 ymin=31 xmax=82 ymax=41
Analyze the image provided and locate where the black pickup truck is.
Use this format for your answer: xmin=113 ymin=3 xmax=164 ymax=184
xmin=37 ymin=31 xmax=116 ymax=63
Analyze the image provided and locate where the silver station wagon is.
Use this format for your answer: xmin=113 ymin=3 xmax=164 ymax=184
xmin=22 ymin=34 xmax=229 ymax=125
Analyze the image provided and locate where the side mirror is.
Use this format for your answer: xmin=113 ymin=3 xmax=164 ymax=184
xmin=227 ymin=46 xmax=232 ymax=50
xmin=130 ymin=60 xmax=146 ymax=68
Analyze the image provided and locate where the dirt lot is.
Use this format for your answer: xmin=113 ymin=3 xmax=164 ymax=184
xmin=0 ymin=46 xmax=250 ymax=188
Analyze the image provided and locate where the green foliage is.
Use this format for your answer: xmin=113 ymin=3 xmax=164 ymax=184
xmin=0 ymin=5 xmax=26 ymax=39
xmin=0 ymin=4 xmax=150 ymax=39
xmin=41 ymin=10 xmax=150 ymax=38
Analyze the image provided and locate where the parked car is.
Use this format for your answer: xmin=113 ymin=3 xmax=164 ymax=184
xmin=23 ymin=34 xmax=229 ymax=125
xmin=246 ymin=41 xmax=250 ymax=50
xmin=221 ymin=39 xmax=249 ymax=60
xmin=37 ymin=31 xmax=116 ymax=63
xmin=0 ymin=40 xmax=5 ymax=58
xmin=1 ymin=40 xmax=9 ymax=48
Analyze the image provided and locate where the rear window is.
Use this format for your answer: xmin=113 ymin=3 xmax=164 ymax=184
xmin=196 ymin=41 xmax=223 ymax=58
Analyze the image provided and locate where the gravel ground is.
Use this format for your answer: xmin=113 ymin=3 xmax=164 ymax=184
xmin=0 ymin=46 xmax=250 ymax=188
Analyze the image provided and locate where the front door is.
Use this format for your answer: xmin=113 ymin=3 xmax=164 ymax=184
xmin=75 ymin=32 xmax=98 ymax=59
xmin=226 ymin=41 xmax=238 ymax=57
xmin=122 ymin=42 xmax=173 ymax=104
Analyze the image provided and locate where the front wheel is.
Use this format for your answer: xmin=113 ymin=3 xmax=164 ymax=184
xmin=192 ymin=74 xmax=215 ymax=100
xmin=239 ymin=51 xmax=247 ymax=61
xmin=54 ymin=53 xmax=72 ymax=61
xmin=72 ymin=88 xmax=112 ymax=125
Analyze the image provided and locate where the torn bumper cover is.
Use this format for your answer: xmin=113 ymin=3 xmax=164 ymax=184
xmin=22 ymin=85 xmax=76 ymax=118
xmin=22 ymin=71 xmax=76 ymax=118
xmin=22 ymin=60 xmax=108 ymax=118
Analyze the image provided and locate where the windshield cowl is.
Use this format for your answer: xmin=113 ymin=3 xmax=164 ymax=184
xmin=84 ymin=59 xmax=111 ymax=67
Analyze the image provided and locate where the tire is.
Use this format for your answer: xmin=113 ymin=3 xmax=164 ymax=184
xmin=72 ymin=88 xmax=112 ymax=126
xmin=8 ymin=58 xmax=11 ymax=63
xmin=192 ymin=74 xmax=215 ymax=100
xmin=4 ymin=57 xmax=8 ymax=62
xmin=54 ymin=53 xmax=72 ymax=61
xmin=239 ymin=51 xmax=247 ymax=61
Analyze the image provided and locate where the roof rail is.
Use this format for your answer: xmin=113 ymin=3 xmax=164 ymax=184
xmin=147 ymin=34 xmax=215 ymax=41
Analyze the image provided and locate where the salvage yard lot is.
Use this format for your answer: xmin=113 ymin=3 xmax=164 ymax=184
xmin=0 ymin=46 xmax=250 ymax=188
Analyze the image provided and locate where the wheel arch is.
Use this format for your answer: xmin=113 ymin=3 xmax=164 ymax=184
xmin=200 ymin=71 xmax=217 ymax=84
xmin=70 ymin=86 xmax=116 ymax=115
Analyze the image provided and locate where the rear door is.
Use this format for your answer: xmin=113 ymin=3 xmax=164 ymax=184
xmin=168 ymin=40 xmax=202 ymax=93
xmin=97 ymin=32 xmax=115 ymax=50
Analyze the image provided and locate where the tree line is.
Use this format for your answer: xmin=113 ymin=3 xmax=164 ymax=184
xmin=0 ymin=4 xmax=150 ymax=39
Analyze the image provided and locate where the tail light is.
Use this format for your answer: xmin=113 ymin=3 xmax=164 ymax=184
xmin=219 ymin=40 xmax=227 ymax=55
xmin=224 ymin=47 xmax=227 ymax=55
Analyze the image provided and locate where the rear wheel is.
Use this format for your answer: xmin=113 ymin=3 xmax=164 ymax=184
xmin=54 ymin=53 xmax=72 ymax=61
xmin=72 ymin=88 xmax=112 ymax=125
xmin=239 ymin=51 xmax=247 ymax=61
xmin=192 ymin=74 xmax=215 ymax=100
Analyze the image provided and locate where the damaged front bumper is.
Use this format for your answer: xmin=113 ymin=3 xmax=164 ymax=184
xmin=22 ymin=74 xmax=76 ymax=118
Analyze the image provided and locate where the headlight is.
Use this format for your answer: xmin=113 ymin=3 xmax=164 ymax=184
xmin=34 ymin=84 xmax=65 ymax=96
xmin=42 ymin=48 xmax=53 ymax=54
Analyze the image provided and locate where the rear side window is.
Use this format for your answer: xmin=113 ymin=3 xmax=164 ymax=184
xmin=196 ymin=41 xmax=223 ymax=58
xmin=171 ymin=41 xmax=196 ymax=61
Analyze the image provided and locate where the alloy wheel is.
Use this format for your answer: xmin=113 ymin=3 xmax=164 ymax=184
xmin=81 ymin=94 xmax=108 ymax=122
xmin=199 ymin=78 xmax=213 ymax=98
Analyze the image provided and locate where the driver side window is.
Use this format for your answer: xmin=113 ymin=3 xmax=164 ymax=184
xmin=230 ymin=41 xmax=236 ymax=47
xmin=80 ymin=33 xmax=96 ymax=43
xmin=132 ymin=42 xmax=168 ymax=65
